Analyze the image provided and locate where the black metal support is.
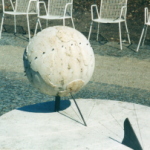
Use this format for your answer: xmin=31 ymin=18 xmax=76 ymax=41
xmin=70 ymin=93 xmax=87 ymax=126
xmin=122 ymin=118 xmax=143 ymax=150
xmin=55 ymin=96 xmax=61 ymax=112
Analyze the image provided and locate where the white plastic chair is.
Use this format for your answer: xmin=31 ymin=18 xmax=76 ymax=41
xmin=136 ymin=7 xmax=150 ymax=52
xmin=88 ymin=0 xmax=131 ymax=50
xmin=0 ymin=0 xmax=38 ymax=40
xmin=34 ymin=0 xmax=75 ymax=35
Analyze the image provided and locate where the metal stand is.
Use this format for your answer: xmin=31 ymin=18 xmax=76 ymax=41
xmin=55 ymin=96 xmax=60 ymax=112
xmin=54 ymin=94 xmax=87 ymax=126
xmin=70 ymin=93 xmax=87 ymax=126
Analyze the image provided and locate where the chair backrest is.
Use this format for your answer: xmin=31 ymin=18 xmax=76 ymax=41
xmin=145 ymin=7 xmax=150 ymax=24
xmin=48 ymin=0 xmax=73 ymax=16
xmin=15 ymin=0 xmax=37 ymax=13
xmin=1 ymin=0 xmax=14 ymax=11
xmin=100 ymin=0 xmax=127 ymax=19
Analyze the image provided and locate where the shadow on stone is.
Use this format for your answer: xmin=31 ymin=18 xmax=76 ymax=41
xmin=3 ymin=25 xmax=26 ymax=34
xmin=122 ymin=118 xmax=143 ymax=150
xmin=17 ymin=100 xmax=71 ymax=113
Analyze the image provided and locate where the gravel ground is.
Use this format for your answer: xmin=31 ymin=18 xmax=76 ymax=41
xmin=0 ymin=32 xmax=150 ymax=116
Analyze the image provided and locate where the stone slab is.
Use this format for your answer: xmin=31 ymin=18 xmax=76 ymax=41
xmin=1 ymin=99 xmax=150 ymax=149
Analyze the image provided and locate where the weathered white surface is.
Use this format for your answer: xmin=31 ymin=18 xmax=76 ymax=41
xmin=1 ymin=99 xmax=150 ymax=150
xmin=23 ymin=26 xmax=95 ymax=96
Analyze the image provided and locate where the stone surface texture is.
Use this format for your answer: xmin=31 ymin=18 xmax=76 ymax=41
xmin=23 ymin=26 xmax=95 ymax=97
xmin=1 ymin=99 xmax=150 ymax=149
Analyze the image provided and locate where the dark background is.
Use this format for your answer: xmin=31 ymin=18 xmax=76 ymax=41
xmin=0 ymin=0 xmax=150 ymax=44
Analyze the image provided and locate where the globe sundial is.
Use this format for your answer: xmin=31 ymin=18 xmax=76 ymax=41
xmin=0 ymin=27 xmax=150 ymax=149
xmin=23 ymin=26 xmax=95 ymax=126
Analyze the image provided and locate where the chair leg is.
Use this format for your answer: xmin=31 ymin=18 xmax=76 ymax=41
xmin=39 ymin=19 xmax=42 ymax=31
xmin=71 ymin=18 xmax=75 ymax=29
xmin=46 ymin=19 xmax=48 ymax=28
xmin=136 ymin=25 xmax=146 ymax=52
xmin=34 ymin=18 xmax=39 ymax=35
xmin=119 ymin=22 xmax=122 ymax=50
xmin=124 ymin=21 xmax=131 ymax=44
xmin=63 ymin=19 xmax=65 ymax=26
xmin=97 ymin=23 xmax=100 ymax=41
xmin=142 ymin=25 xmax=148 ymax=46
xmin=0 ymin=13 xmax=5 ymax=39
xmin=88 ymin=21 xmax=93 ymax=41
xmin=27 ymin=15 xmax=31 ymax=40
xmin=14 ymin=15 xmax=16 ymax=35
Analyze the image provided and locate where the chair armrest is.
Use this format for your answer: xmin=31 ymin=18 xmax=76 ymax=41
xmin=64 ymin=3 xmax=73 ymax=17
xmin=37 ymin=1 xmax=48 ymax=16
xmin=91 ymin=4 xmax=99 ymax=20
xmin=119 ymin=6 xmax=126 ymax=19
xmin=145 ymin=7 xmax=149 ymax=24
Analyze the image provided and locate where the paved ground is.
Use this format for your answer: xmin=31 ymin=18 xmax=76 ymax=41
xmin=0 ymin=32 xmax=150 ymax=116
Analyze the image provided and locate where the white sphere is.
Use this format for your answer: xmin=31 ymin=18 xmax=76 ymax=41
xmin=23 ymin=26 xmax=95 ymax=97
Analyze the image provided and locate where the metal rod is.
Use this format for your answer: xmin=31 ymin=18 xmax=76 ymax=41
xmin=94 ymin=0 xmax=96 ymax=29
xmin=136 ymin=25 xmax=146 ymax=52
xmin=142 ymin=25 xmax=148 ymax=46
xmin=55 ymin=96 xmax=61 ymax=112
xmin=70 ymin=93 xmax=87 ymax=126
